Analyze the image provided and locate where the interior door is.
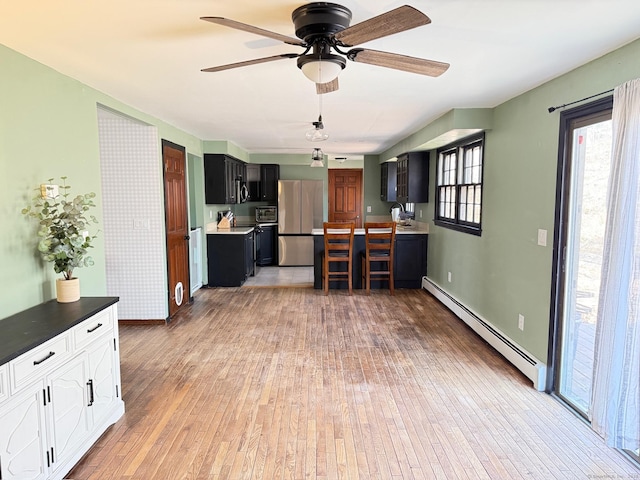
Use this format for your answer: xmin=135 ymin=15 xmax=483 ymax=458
xmin=162 ymin=140 xmax=190 ymax=319
xmin=328 ymin=169 xmax=362 ymax=227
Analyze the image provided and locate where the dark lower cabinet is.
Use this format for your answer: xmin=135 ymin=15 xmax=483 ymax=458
xmin=256 ymin=225 xmax=276 ymax=266
xmin=394 ymin=235 xmax=428 ymax=288
xmin=207 ymin=232 xmax=254 ymax=287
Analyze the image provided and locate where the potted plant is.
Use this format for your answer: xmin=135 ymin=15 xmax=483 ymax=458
xmin=22 ymin=176 xmax=99 ymax=303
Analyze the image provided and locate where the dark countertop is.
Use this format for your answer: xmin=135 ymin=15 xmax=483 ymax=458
xmin=0 ymin=297 xmax=119 ymax=366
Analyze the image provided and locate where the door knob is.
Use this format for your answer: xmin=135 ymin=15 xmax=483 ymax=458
xmin=184 ymin=235 xmax=190 ymax=240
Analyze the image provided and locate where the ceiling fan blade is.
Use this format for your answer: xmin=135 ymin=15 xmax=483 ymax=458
xmin=201 ymin=17 xmax=305 ymax=47
xmin=316 ymin=78 xmax=339 ymax=94
xmin=201 ymin=53 xmax=299 ymax=73
xmin=334 ymin=6 xmax=430 ymax=47
xmin=347 ymin=49 xmax=449 ymax=77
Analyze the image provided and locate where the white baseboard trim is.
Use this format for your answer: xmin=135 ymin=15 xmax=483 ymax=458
xmin=422 ymin=276 xmax=547 ymax=391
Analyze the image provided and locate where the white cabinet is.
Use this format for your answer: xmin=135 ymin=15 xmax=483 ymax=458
xmin=46 ymin=354 xmax=91 ymax=478
xmin=0 ymin=384 xmax=48 ymax=480
xmin=0 ymin=301 xmax=124 ymax=480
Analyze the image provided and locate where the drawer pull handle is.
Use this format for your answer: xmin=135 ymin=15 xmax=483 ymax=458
xmin=87 ymin=379 xmax=95 ymax=407
xmin=33 ymin=351 xmax=55 ymax=365
xmin=87 ymin=323 xmax=103 ymax=333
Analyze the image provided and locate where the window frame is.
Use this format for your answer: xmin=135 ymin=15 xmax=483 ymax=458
xmin=434 ymin=133 xmax=485 ymax=235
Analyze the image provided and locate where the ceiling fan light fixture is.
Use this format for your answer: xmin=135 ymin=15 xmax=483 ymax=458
xmin=310 ymin=147 xmax=324 ymax=167
xmin=297 ymin=53 xmax=345 ymax=84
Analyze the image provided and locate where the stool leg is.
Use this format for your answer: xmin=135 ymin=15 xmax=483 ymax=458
xmin=389 ymin=258 xmax=394 ymax=296
xmin=323 ymin=259 xmax=329 ymax=296
xmin=366 ymin=258 xmax=371 ymax=295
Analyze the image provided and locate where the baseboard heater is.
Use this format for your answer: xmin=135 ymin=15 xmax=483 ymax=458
xmin=422 ymin=276 xmax=547 ymax=391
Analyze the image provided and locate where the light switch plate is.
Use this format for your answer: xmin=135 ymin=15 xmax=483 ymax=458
xmin=537 ymin=229 xmax=547 ymax=247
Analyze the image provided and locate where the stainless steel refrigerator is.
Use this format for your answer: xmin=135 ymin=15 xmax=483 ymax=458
xmin=278 ymin=180 xmax=324 ymax=266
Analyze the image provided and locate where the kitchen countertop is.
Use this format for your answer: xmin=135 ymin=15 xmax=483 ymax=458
xmin=206 ymin=223 xmax=254 ymax=234
xmin=312 ymin=224 xmax=428 ymax=235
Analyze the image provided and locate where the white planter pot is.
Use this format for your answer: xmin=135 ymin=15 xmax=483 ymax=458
xmin=56 ymin=277 xmax=80 ymax=303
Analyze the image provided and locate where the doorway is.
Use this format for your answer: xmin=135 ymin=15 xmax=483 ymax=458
xmin=328 ymin=168 xmax=363 ymax=227
xmin=551 ymin=97 xmax=613 ymax=416
xmin=162 ymin=140 xmax=190 ymax=318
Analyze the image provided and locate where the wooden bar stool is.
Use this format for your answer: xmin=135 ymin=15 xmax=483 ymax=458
xmin=322 ymin=222 xmax=355 ymax=295
xmin=361 ymin=222 xmax=396 ymax=295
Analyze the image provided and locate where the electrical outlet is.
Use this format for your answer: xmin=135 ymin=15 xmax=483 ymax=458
xmin=537 ymin=229 xmax=547 ymax=247
xmin=367 ymin=205 xmax=371 ymax=213
xmin=209 ymin=211 xmax=213 ymax=219
xmin=447 ymin=271 xmax=452 ymax=283
xmin=420 ymin=209 xmax=423 ymax=218
xmin=518 ymin=314 xmax=525 ymax=331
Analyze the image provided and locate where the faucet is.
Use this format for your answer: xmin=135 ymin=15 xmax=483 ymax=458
xmin=389 ymin=202 xmax=404 ymax=213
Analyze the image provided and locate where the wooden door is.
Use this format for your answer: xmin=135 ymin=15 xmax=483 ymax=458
xmin=162 ymin=140 xmax=190 ymax=318
xmin=328 ymin=169 xmax=363 ymax=227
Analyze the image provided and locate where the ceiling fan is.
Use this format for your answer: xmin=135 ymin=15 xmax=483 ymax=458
xmin=201 ymin=3 xmax=450 ymax=94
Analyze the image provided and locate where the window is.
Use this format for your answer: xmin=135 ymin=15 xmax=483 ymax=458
xmin=435 ymin=133 xmax=485 ymax=235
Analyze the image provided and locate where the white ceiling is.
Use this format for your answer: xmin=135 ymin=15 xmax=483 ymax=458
xmin=3 ymin=1 xmax=640 ymax=158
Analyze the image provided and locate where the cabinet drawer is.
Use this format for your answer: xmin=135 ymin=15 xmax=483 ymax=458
xmin=10 ymin=333 xmax=71 ymax=392
xmin=0 ymin=363 xmax=7 ymax=404
xmin=73 ymin=307 xmax=114 ymax=350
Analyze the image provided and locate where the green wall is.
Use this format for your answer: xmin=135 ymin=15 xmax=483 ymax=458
xmin=0 ymin=44 xmax=202 ymax=318
xmin=4 ymin=35 xmax=640 ymax=363
xmin=385 ymin=38 xmax=640 ymax=361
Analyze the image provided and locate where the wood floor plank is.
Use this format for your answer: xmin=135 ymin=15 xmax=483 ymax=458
xmin=67 ymin=288 xmax=639 ymax=480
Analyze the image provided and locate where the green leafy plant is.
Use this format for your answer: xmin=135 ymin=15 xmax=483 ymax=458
xmin=22 ymin=176 xmax=99 ymax=280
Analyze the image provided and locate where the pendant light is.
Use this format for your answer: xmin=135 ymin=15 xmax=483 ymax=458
xmin=310 ymin=147 xmax=324 ymax=167
xmin=305 ymin=93 xmax=329 ymax=142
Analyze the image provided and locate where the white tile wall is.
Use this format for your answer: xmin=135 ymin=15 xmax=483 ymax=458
xmin=97 ymin=107 xmax=168 ymax=320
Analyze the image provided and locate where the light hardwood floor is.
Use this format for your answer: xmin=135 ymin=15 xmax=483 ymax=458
xmin=68 ymin=287 xmax=639 ymax=479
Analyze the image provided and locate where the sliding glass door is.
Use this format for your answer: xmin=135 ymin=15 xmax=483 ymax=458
xmin=553 ymin=99 xmax=612 ymax=416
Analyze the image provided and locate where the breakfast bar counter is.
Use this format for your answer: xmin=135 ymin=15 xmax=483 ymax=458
xmin=311 ymin=226 xmax=428 ymax=290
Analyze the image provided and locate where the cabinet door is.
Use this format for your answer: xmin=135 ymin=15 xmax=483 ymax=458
xmin=380 ymin=162 xmax=397 ymax=202
xmin=207 ymin=235 xmax=247 ymax=287
xmin=204 ymin=154 xmax=225 ymax=205
xmin=46 ymin=354 xmax=91 ymax=475
xmin=396 ymin=156 xmax=408 ymax=202
xmin=0 ymin=385 xmax=47 ymax=480
xmin=86 ymin=336 xmax=118 ymax=429
xmin=394 ymin=235 xmax=428 ymax=288
xmin=224 ymin=159 xmax=236 ymax=204
xmin=261 ymin=164 xmax=280 ymax=202
xmin=256 ymin=226 xmax=275 ymax=266
xmin=244 ymin=232 xmax=255 ymax=278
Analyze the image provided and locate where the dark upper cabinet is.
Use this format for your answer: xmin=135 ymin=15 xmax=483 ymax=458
xmin=260 ymin=164 xmax=280 ymax=202
xmin=204 ymin=154 xmax=246 ymax=204
xmin=245 ymin=163 xmax=280 ymax=203
xmin=396 ymin=151 xmax=429 ymax=204
xmin=380 ymin=162 xmax=397 ymax=202
xmin=246 ymin=164 xmax=261 ymax=201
